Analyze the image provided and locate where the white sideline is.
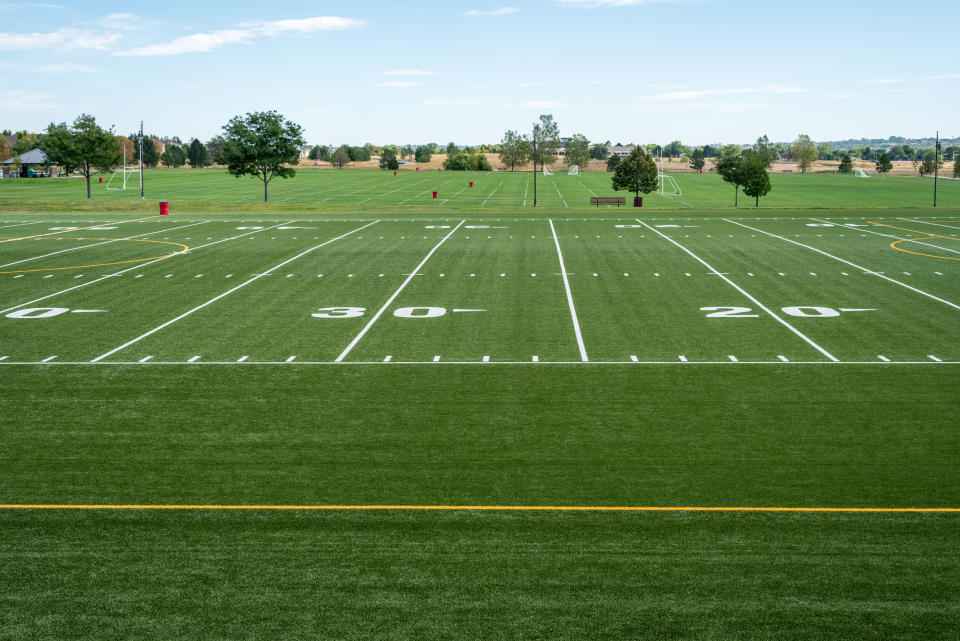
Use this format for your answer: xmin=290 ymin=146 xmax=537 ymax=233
xmin=0 ymin=220 xmax=298 ymax=316
xmin=334 ymin=220 xmax=465 ymax=362
xmin=2 ymin=360 xmax=957 ymax=366
xmin=898 ymin=218 xmax=960 ymax=232
xmin=635 ymin=219 xmax=838 ymax=362
xmin=549 ymin=219 xmax=588 ymax=362
xmin=811 ymin=217 xmax=960 ymax=257
xmin=0 ymin=221 xmax=209 ymax=269
xmin=725 ymin=219 xmax=960 ymax=311
xmin=91 ymin=221 xmax=380 ymax=363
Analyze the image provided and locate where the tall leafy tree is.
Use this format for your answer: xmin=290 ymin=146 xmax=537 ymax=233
xmin=688 ymin=148 xmax=705 ymax=172
xmin=330 ymin=146 xmax=350 ymax=168
xmin=589 ymin=143 xmax=609 ymax=160
xmin=715 ymin=155 xmax=744 ymax=206
xmin=875 ymin=152 xmax=893 ymax=175
xmin=379 ymin=146 xmax=399 ymax=170
xmin=160 ymin=144 xmax=187 ymax=168
xmin=414 ymin=146 xmax=432 ymax=163
xmin=221 ymin=110 xmax=305 ymax=203
xmin=611 ymin=146 xmax=658 ymax=200
xmin=662 ymin=140 xmax=685 ymax=159
xmin=564 ymin=133 xmax=590 ymax=169
xmin=532 ymin=114 xmax=560 ymax=170
xmin=753 ymin=135 xmax=778 ymax=167
xmin=837 ymin=154 xmax=853 ymax=174
xmin=0 ymin=136 xmax=10 ymax=161
xmin=498 ymin=130 xmax=529 ymax=171
xmin=187 ymin=138 xmax=209 ymax=167
xmin=11 ymin=131 xmax=39 ymax=155
xmin=741 ymin=151 xmax=772 ymax=207
xmin=42 ymin=114 xmax=122 ymax=199
xmin=791 ymin=134 xmax=818 ymax=173
xmin=953 ymin=157 xmax=960 ymax=178
xmin=206 ymin=135 xmax=226 ymax=165
xmin=606 ymin=154 xmax=620 ymax=172
xmin=917 ymin=152 xmax=937 ymax=176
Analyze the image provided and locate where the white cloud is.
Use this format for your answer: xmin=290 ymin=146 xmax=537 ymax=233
xmin=1 ymin=90 xmax=60 ymax=111
xmin=0 ymin=3 xmax=67 ymax=11
xmin=101 ymin=12 xmax=143 ymax=31
xmin=115 ymin=15 xmax=366 ymax=56
xmin=611 ymin=101 xmax=767 ymax=113
xmin=423 ymin=98 xmax=481 ymax=106
xmin=502 ymin=100 xmax=570 ymax=109
xmin=34 ymin=63 xmax=96 ymax=73
xmin=382 ymin=69 xmax=437 ymax=76
xmin=642 ymin=84 xmax=809 ymax=100
xmin=377 ymin=81 xmax=420 ymax=88
xmin=463 ymin=7 xmax=520 ymax=16
xmin=0 ymin=27 xmax=122 ymax=51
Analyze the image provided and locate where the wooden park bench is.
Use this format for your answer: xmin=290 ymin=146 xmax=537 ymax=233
xmin=590 ymin=196 xmax=626 ymax=207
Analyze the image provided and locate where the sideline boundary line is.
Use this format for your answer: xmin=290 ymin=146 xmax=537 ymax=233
xmin=725 ymin=218 xmax=960 ymax=311
xmin=636 ymin=219 xmax=838 ymax=362
xmin=91 ymin=220 xmax=380 ymax=362
xmin=549 ymin=219 xmax=588 ymax=361
xmin=0 ymin=215 xmax=160 ymax=243
xmin=1 ymin=360 xmax=957 ymax=366
xmin=335 ymin=220 xmax=465 ymax=362
xmin=1 ymin=504 xmax=956 ymax=513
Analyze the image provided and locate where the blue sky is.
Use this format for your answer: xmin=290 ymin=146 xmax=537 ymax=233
xmin=1 ymin=0 xmax=957 ymax=146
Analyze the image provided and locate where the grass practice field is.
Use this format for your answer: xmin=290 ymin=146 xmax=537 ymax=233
xmin=0 ymin=166 xmax=957 ymax=211
xmin=1 ymin=173 xmax=959 ymax=639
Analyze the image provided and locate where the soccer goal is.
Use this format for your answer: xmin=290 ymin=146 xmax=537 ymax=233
xmin=543 ymin=166 xmax=553 ymax=176
xmin=567 ymin=165 xmax=579 ymax=176
xmin=658 ymin=169 xmax=682 ymax=196
xmin=855 ymin=167 xmax=870 ymax=178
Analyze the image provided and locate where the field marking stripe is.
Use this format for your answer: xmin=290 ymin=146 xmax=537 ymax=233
xmin=0 ymin=221 xmax=41 ymax=231
xmin=865 ymin=221 xmax=960 ymax=258
xmin=0 ymin=222 xmax=209 ymax=269
xmin=0 ymin=221 xmax=298 ymax=316
xmin=90 ymin=220 xmax=379 ymax=363
xmin=2 ymin=360 xmax=959 ymax=366
xmin=549 ymin=219 xmax=588 ymax=361
xmin=0 ymin=504 xmax=956 ymax=512
xmin=335 ymin=220 xmax=465 ymax=362
xmin=636 ymin=219 xmax=839 ymax=362
xmin=726 ymin=219 xmax=960 ymax=311
xmin=898 ymin=218 xmax=960 ymax=232
xmin=0 ymin=215 xmax=160 ymax=243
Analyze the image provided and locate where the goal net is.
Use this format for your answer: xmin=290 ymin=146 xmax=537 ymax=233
xmin=855 ymin=167 xmax=870 ymax=178
xmin=543 ymin=167 xmax=553 ymax=176
xmin=567 ymin=165 xmax=579 ymax=176
xmin=658 ymin=169 xmax=681 ymax=196
xmin=105 ymin=168 xmax=140 ymax=190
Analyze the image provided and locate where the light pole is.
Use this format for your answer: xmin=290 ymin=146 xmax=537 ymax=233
xmin=532 ymin=128 xmax=538 ymax=207
xmin=934 ymin=130 xmax=940 ymax=208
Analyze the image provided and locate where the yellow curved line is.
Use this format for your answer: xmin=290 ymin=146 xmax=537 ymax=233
xmin=869 ymin=221 xmax=960 ymax=262
xmin=0 ymin=215 xmax=160 ymax=243
xmin=0 ymin=504 xmax=957 ymax=513
xmin=0 ymin=237 xmax=189 ymax=274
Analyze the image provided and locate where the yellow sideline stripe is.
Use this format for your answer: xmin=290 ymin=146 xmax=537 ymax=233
xmin=869 ymin=221 xmax=960 ymax=262
xmin=0 ymin=237 xmax=189 ymax=274
xmin=0 ymin=215 xmax=161 ymax=243
xmin=0 ymin=504 xmax=957 ymax=512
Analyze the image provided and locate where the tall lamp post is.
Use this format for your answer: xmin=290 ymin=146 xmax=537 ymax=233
xmin=934 ymin=130 xmax=940 ymax=208
xmin=532 ymin=128 xmax=538 ymax=207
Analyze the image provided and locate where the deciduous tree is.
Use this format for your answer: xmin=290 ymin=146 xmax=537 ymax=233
xmin=838 ymin=153 xmax=853 ymax=174
xmin=606 ymin=154 xmax=620 ymax=172
xmin=753 ymin=135 xmax=778 ymax=167
xmin=917 ymin=151 xmax=937 ymax=176
xmin=414 ymin=146 xmax=432 ymax=163
xmin=589 ymin=143 xmax=609 ymax=160
xmin=221 ymin=110 xmax=304 ymax=202
xmin=187 ymin=138 xmax=209 ymax=167
xmin=611 ymin=146 xmax=658 ymax=199
xmin=42 ymin=114 xmax=122 ymax=199
xmin=791 ymin=134 xmax=818 ymax=173
xmin=331 ymin=146 xmax=349 ymax=168
xmin=206 ymin=135 xmax=226 ymax=165
xmin=564 ymin=133 xmax=590 ymax=169
xmin=741 ymin=151 xmax=772 ymax=207
xmin=688 ymin=148 xmax=705 ymax=172
xmin=379 ymin=146 xmax=399 ymax=170
xmin=11 ymin=130 xmax=39 ymax=155
xmin=954 ymin=157 xmax=960 ymax=178
xmin=532 ymin=114 xmax=560 ymax=170
xmin=715 ymin=154 xmax=744 ymax=206
xmin=0 ymin=136 xmax=10 ymax=161
xmin=498 ymin=130 xmax=529 ymax=171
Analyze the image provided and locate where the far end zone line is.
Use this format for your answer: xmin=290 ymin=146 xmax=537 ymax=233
xmin=335 ymin=220 xmax=465 ymax=362
xmin=549 ymin=219 xmax=588 ymax=361
xmin=726 ymin=219 xmax=960 ymax=311
xmin=90 ymin=220 xmax=380 ymax=363
xmin=635 ymin=219 xmax=839 ymax=362
xmin=0 ymin=220 xmax=298 ymax=316
xmin=1 ymin=504 xmax=956 ymax=513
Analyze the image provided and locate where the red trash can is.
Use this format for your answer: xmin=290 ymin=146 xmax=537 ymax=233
xmin=432 ymin=191 xmax=438 ymax=199
xmin=98 ymin=177 xmax=103 ymax=183
xmin=394 ymin=171 xmax=397 ymax=176
xmin=469 ymin=181 xmax=473 ymax=187
xmin=633 ymin=197 xmax=643 ymax=208
xmin=159 ymin=201 xmax=170 ymax=215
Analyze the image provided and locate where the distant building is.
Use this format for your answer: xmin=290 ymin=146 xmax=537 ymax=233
xmin=300 ymin=144 xmax=315 ymax=159
xmin=1 ymin=148 xmax=54 ymax=178
xmin=607 ymin=145 xmax=635 ymax=158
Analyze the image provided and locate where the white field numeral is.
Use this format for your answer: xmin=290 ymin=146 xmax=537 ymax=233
xmin=6 ymin=307 xmax=71 ymax=319
xmin=701 ymin=306 xmax=758 ymax=318
xmin=702 ymin=306 xmax=871 ymax=319
xmin=311 ymin=307 xmax=366 ymax=318
xmin=393 ymin=306 xmax=446 ymax=318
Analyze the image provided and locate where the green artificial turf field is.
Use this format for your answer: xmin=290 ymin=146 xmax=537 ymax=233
xmin=1 ymin=176 xmax=959 ymax=639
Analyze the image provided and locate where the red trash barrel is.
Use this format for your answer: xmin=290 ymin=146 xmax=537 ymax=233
xmin=432 ymin=191 xmax=438 ymax=199
xmin=469 ymin=181 xmax=474 ymax=187
xmin=394 ymin=171 xmax=397 ymax=176
xmin=633 ymin=197 xmax=643 ymax=208
xmin=159 ymin=201 xmax=170 ymax=215
xmin=98 ymin=177 xmax=103 ymax=183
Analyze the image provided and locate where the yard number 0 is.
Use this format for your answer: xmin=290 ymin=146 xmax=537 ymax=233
xmin=6 ymin=307 xmax=71 ymax=319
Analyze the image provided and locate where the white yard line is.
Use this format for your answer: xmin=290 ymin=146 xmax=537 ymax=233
xmin=0 ymin=220 xmax=299 ymax=316
xmin=636 ymin=219 xmax=838 ymax=362
xmin=553 ymin=181 xmax=569 ymax=208
xmin=522 ymin=181 xmax=529 ymax=208
xmin=725 ymin=219 xmax=960 ymax=311
xmin=0 ymin=221 xmax=209 ymax=269
xmin=4 ymin=360 xmax=958 ymax=366
xmin=0 ymin=222 xmax=43 ymax=231
xmin=335 ymin=220 xmax=465 ymax=362
xmin=549 ymin=219 xmax=588 ymax=362
xmin=812 ymin=217 xmax=960 ymax=257
xmin=89 ymin=221 xmax=379 ymax=363
xmin=898 ymin=218 xmax=960 ymax=232
xmin=481 ymin=181 xmax=504 ymax=208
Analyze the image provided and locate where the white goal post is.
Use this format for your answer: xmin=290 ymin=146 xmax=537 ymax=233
xmin=106 ymin=153 xmax=140 ymax=191
xmin=855 ymin=167 xmax=870 ymax=178
xmin=543 ymin=166 xmax=553 ymax=176
xmin=567 ymin=165 xmax=579 ymax=176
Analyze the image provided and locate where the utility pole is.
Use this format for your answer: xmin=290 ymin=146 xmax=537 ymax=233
xmin=139 ymin=120 xmax=144 ymax=199
xmin=532 ymin=128 xmax=538 ymax=207
xmin=933 ymin=130 xmax=940 ymax=208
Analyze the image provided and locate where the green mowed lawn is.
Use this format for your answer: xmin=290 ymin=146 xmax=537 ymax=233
xmin=1 ymin=209 xmax=959 ymax=639
xmin=1 ymin=167 xmax=958 ymax=211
